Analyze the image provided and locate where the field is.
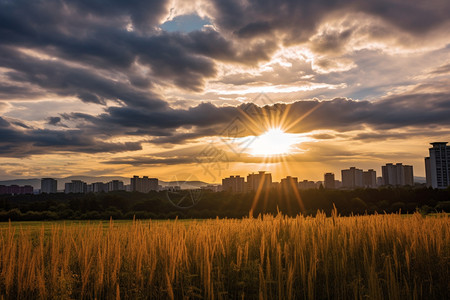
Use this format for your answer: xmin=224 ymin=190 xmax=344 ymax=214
xmin=0 ymin=212 xmax=449 ymax=299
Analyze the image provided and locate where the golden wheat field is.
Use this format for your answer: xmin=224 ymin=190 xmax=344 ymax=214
xmin=0 ymin=212 xmax=449 ymax=299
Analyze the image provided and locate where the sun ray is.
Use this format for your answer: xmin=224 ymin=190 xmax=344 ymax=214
xmin=233 ymin=99 xmax=324 ymax=216
xmin=283 ymin=101 xmax=324 ymax=132
xmin=278 ymin=104 xmax=292 ymax=131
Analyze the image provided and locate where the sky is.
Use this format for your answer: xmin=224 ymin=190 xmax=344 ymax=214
xmin=0 ymin=0 xmax=449 ymax=183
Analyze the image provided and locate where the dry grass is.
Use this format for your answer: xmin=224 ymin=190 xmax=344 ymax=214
xmin=0 ymin=211 xmax=449 ymax=299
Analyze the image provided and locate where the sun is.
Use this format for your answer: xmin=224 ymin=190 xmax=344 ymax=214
xmin=248 ymin=127 xmax=299 ymax=156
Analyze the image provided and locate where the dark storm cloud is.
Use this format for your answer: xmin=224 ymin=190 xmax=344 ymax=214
xmin=47 ymin=117 xmax=61 ymax=126
xmin=11 ymin=121 xmax=30 ymax=129
xmin=353 ymin=129 xmax=450 ymax=142
xmin=0 ymin=1 xmax=224 ymax=93
xmin=74 ymin=0 xmax=168 ymax=31
xmin=310 ymin=29 xmax=353 ymax=54
xmin=212 ymin=0 xmax=450 ymax=42
xmin=47 ymin=116 xmax=68 ymax=128
xmin=0 ymin=116 xmax=143 ymax=157
xmin=1 ymin=85 xmax=449 ymax=157
xmin=104 ymin=156 xmax=195 ymax=166
xmin=64 ymin=102 xmax=237 ymax=135
xmin=284 ymin=91 xmax=450 ymax=133
xmin=0 ymin=0 xmax=282 ymax=96
xmin=0 ymin=0 xmax=168 ymax=36
xmin=1 ymin=0 xmax=447 ymax=105
xmin=0 ymin=46 xmax=167 ymax=108
xmin=148 ymin=127 xmax=220 ymax=144
xmin=61 ymin=84 xmax=450 ymax=146
xmin=0 ymin=82 xmax=45 ymax=100
xmin=0 ymin=0 xmax=449 ymax=161
xmin=236 ymin=21 xmax=273 ymax=38
xmin=106 ymin=102 xmax=237 ymax=128
xmin=134 ymin=33 xmax=217 ymax=91
xmin=59 ymin=103 xmax=240 ymax=147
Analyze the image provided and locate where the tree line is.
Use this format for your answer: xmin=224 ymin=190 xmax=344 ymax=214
xmin=0 ymin=186 xmax=449 ymax=221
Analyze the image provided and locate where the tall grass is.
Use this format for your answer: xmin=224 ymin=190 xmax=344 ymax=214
xmin=0 ymin=211 xmax=448 ymax=299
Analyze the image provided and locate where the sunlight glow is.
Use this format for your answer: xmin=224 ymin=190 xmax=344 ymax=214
xmin=249 ymin=128 xmax=299 ymax=156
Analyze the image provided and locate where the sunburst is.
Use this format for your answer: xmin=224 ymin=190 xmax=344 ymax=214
xmin=228 ymin=97 xmax=324 ymax=216
xmin=248 ymin=127 xmax=300 ymax=156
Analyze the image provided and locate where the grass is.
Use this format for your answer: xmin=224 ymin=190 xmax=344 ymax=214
xmin=0 ymin=211 xmax=449 ymax=299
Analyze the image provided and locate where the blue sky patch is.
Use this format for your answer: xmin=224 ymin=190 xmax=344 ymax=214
xmin=160 ymin=14 xmax=211 ymax=32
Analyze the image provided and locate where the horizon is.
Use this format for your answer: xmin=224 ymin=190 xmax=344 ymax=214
xmin=0 ymin=167 xmax=429 ymax=185
xmin=0 ymin=1 xmax=449 ymax=183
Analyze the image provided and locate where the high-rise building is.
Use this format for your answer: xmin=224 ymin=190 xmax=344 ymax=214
xmin=91 ymin=182 xmax=108 ymax=193
xmin=247 ymin=171 xmax=272 ymax=192
xmin=425 ymin=157 xmax=431 ymax=187
xmin=41 ymin=178 xmax=57 ymax=194
xmin=65 ymin=180 xmax=87 ymax=193
xmin=341 ymin=167 xmax=363 ymax=188
xmin=107 ymin=180 xmax=125 ymax=192
xmin=376 ymin=176 xmax=383 ymax=187
xmin=362 ymin=169 xmax=377 ymax=188
xmin=280 ymin=176 xmax=298 ymax=191
xmin=222 ymin=175 xmax=246 ymax=193
xmin=425 ymin=142 xmax=450 ymax=189
xmin=403 ymin=165 xmax=414 ymax=186
xmin=324 ymin=173 xmax=335 ymax=189
xmin=382 ymin=163 xmax=414 ymax=186
xmin=131 ymin=176 xmax=158 ymax=193
xmin=298 ymin=180 xmax=317 ymax=190
xmin=0 ymin=185 xmax=33 ymax=195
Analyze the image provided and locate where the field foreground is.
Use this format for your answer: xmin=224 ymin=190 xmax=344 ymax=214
xmin=0 ymin=212 xmax=449 ymax=299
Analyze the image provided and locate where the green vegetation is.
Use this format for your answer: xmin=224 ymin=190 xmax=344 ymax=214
xmin=0 ymin=187 xmax=449 ymax=221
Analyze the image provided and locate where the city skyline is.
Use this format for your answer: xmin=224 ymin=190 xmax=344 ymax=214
xmin=0 ymin=0 xmax=449 ymax=182
xmin=3 ymin=153 xmax=435 ymax=192
xmin=0 ymin=140 xmax=441 ymax=183
xmin=0 ymin=162 xmax=419 ymax=184
xmin=0 ymin=152 xmax=436 ymax=184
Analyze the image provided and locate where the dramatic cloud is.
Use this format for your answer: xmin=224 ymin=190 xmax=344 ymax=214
xmin=0 ymin=46 xmax=169 ymax=108
xmin=46 ymin=116 xmax=68 ymax=127
xmin=0 ymin=116 xmax=143 ymax=157
xmin=82 ymin=87 xmax=450 ymax=136
xmin=0 ymin=0 xmax=449 ymax=180
xmin=211 ymin=0 xmax=450 ymax=42
xmin=2 ymin=83 xmax=445 ymax=158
